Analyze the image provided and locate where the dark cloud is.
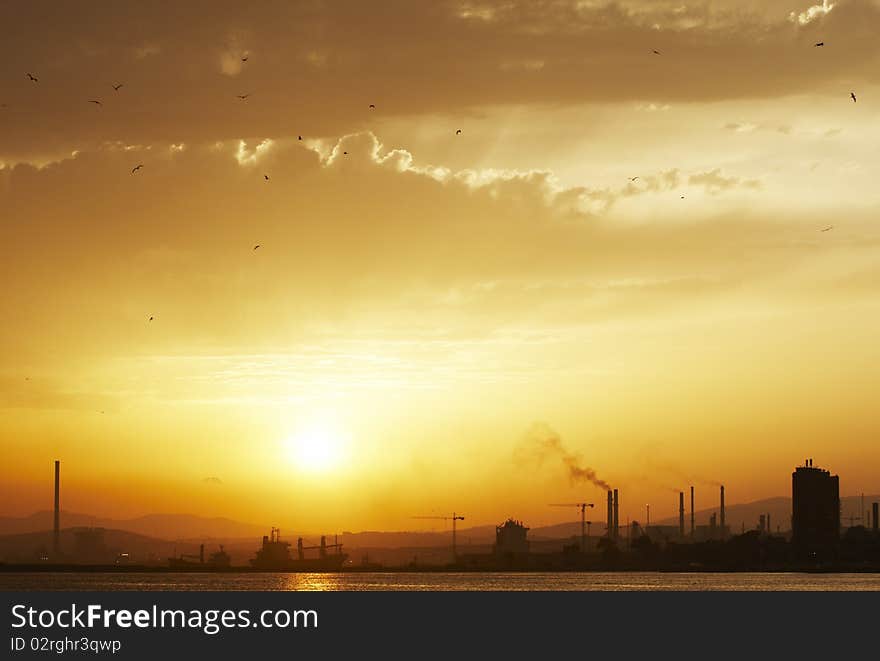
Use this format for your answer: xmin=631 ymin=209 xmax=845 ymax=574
xmin=2 ymin=0 xmax=879 ymax=158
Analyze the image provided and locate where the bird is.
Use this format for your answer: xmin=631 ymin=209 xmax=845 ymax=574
xmin=88 ymin=99 xmax=102 ymax=106
xmin=298 ymin=135 xmax=303 ymax=141
xmin=850 ymin=92 xmax=857 ymax=103
xmin=236 ymin=94 xmax=250 ymax=100
xmin=343 ymin=151 xmax=349 ymax=155
xmin=241 ymin=55 xmax=249 ymax=62
xmin=148 ymin=316 xmax=154 ymax=322
xmin=369 ymin=104 xmax=375 ymax=109
xmin=253 ymin=244 xmax=261 ymax=251
xmin=264 ymin=174 xmax=269 ymax=181
xmin=26 ymin=72 xmax=38 ymax=82
xmin=814 ymin=42 xmax=824 ymax=47
xmin=629 ymin=176 xmax=639 ymax=182
xmin=680 ymin=195 xmax=685 ymax=199
xmin=456 ymin=129 xmax=462 ymax=135
xmin=652 ymin=50 xmax=661 ymax=55
xmin=112 ymin=83 xmax=124 ymax=91
xmin=131 ymin=164 xmax=143 ymax=174
xmin=820 ymin=225 xmax=834 ymax=232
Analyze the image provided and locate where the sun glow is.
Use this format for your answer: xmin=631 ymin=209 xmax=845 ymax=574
xmin=284 ymin=419 xmax=348 ymax=473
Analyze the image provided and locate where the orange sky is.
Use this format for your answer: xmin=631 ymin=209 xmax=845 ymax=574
xmin=2 ymin=0 xmax=879 ymax=533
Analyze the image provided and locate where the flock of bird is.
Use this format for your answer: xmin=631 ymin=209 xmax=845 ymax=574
xmin=9 ymin=42 xmax=853 ymax=324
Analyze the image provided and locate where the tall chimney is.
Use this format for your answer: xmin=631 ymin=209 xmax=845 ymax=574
xmin=678 ymin=491 xmax=685 ymax=538
xmin=720 ymin=485 xmax=726 ymax=540
xmin=690 ymin=486 xmax=695 ymax=537
xmin=613 ymin=489 xmax=619 ymax=541
xmin=606 ymin=490 xmax=613 ymax=538
xmin=53 ymin=460 xmax=60 ymax=555
xmin=873 ymin=503 xmax=878 ymax=531
xmin=767 ymin=513 xmax=771 ymax=535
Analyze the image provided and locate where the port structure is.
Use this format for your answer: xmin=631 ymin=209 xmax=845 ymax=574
xmin=549 ymin=502 xmax=595 ymax=552
xmin=412 ymin=512 xmax=465 ymax=562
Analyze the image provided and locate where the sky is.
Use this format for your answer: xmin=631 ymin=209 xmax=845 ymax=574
xmin=1 ymin=0 xmax=879 ymax=534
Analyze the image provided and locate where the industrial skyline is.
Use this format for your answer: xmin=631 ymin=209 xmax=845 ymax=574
xmin=0 ymin=456 xmax=870 ymax=571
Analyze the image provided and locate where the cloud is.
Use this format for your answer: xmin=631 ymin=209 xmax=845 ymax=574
xmin=133 ymin=44 xmax=161 ymax=59
xmin=789 ymin=0 xmax=835 ymax=25
xmin=3 ymin=0 xmax=880 ymax=157
xmin=687 ymin=169 xmax=761 ymax=194
xmin=219 ymin=33 xmax=250 ymax=76
xmin=234 ymin=139 xmax=273 ymax=166
xmin=723 ymin=122 xmax=758 ymax=133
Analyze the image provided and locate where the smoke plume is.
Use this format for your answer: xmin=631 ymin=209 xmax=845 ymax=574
xmin=516 ymin=423 xmax=610 ymax=491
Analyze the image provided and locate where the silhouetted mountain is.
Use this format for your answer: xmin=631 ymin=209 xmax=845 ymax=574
xmin=0 ymin=527 xmax=179 ymax=564
xmin=0 ymin=511 xmax=268 ymax=540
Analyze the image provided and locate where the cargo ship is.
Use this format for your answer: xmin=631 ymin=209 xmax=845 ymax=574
xmin=168 ymin=544 xmax=231 ymax=569
xmin=250 ymin=527 xmax=348 ymax=571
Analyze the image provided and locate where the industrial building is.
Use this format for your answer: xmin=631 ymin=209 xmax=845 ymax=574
xmin=792 ymin=459 xmax=840 ymax=558
xmin=494 ymin=519 xmax=529 ymax=555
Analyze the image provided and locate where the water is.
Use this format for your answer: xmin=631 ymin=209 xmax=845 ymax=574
xmin=2 ymin=571 xmax=880 ymax=591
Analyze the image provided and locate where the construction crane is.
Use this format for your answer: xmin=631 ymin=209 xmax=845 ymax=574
xmin=412 ymin=513 xmax=465 ymax=561
xmin=549 ymin=503 xmax=595 ymax=552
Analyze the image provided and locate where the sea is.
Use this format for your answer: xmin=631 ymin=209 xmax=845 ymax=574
xmin=2 ymin=571 xmax=880 ymax=591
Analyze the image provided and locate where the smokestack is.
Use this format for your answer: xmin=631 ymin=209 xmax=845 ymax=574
xmin=606 ymin=491 xmax=613 ymax=538
xmin=690 ymin=486 xmax=695 ymax=537
xmin=53 ymin=460 xmax=60 ymax=555
xmin=613 ymin=489 xmax=619 ymax=541
xmin=767 ymin=513 xmax=771 ymax=535
xmin=873 ymin=503 xmax=878 ymax=531
xmin=199 ymin=544 xmax=205 ymax=564
xmin=679 ymin=492 xmax=685 ymax=538
xmin=720 ymin=485 xmax=726 ymax=539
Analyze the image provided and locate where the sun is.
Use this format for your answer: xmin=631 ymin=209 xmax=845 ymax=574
xmin=284 ymin=421 xmax=347 ymax=473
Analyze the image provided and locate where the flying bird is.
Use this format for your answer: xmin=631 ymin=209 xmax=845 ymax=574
xmin=131 ymin=164 xmax=143 ymax=174
xmin=343 ymin=151 xmax=348 ymax=155
xmin=148 ymin=316 xmax=154 ymax=322
xmin=820 ymin=225 xmax=834 ymax=232
xmin=112 ymin=83 xmax=124 ymax=91
xmin=241 ymin=55 xmax=249 ymax=62
xmin=850 ymin=92 xmax=857 ymax=103
xmin=253 ymin=244 xmax=261 ymax=251
xmin=264 ymin=174 xmax=269 ymax=181
xmin=298 ymin=135 xmax=303 ymax=141
xmin=456 ymin=129 xmax=462 ymax=135
xmin=680 ymin=195 xmax=685 ymax=199
xmin=236 ymin=94 xmax=250 ymax=100
xmin=629 ymin=176 xmax=639 ymax=182
xmin=652 ymin=50 xmax=661 ymax=55
xmin=26 ymin=72 xmax=38 ymax=82
xmin=369 ymin=104 xmax=375 ymax=109
xmin=814 ymin=42 xmax=824 ymax=47
xmin=88 ymin=99 xmax=102 ymax=106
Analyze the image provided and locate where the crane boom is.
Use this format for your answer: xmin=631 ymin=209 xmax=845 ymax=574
xmin=548 ymin=503 xmax=595 ymax=551
xmin=411 ymin=512 xmax=465 ymax=561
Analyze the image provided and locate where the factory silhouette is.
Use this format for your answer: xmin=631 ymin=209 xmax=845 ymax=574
xmin=5 ymin=457 xmax=880 ymax=572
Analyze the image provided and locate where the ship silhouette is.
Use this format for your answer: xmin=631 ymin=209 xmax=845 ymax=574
xmin=168 ymin=544 xmax=231 ymax=569
xmin=250 ymin=528 xmax=348 ymax=571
